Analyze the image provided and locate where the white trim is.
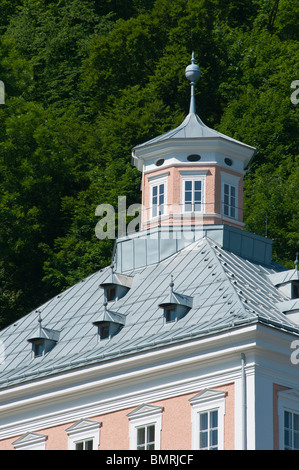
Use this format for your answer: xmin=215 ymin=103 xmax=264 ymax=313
xmin=66 ymin=418 xmax=101 ymax=450
xmin=128 ymin=404 xmax=163 ymax=450
xmin=189 ymin=389 xmax=226 ymax=450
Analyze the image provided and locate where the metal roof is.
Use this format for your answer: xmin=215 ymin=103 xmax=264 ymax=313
xmin=0 ymin=236 xmax=298 ymax=390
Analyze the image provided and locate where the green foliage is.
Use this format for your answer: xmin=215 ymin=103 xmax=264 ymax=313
xmin=0 ymin=0 xmax=298 ymax=329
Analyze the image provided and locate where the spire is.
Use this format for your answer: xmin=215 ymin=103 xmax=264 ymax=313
xmin=185 ymin=52 xmax=201 ymax=115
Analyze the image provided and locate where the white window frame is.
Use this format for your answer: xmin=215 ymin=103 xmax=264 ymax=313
xmin=180 ymin=170 xmax=207 ymax=214
xmin=221 ymin=171 xmax=240 ymax=220
xmin=189 ymin=389 xmax=226 ymax=450
xmin=127 ymin=404 xmax=163 ymax=450
xmin=66 ymin=419 xmax=101 ymax=450
xmin=278 ymin=389 xmax=299 ymax=450
xmin=148 ymin=173 xmax=168 ymax=220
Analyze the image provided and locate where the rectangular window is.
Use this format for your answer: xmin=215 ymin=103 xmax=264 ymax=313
xmin=165 ymin=307 xmax=176 ymax=323
xmin=199 ymin=410 xmax=218 ymax=450
xmin=99 ymin=324 xmax=110 ymax=340
xmin=152 ymin=183 xmax=165 ymax=218
xmin=136 ymin=425 xmax=155 ymax=450
xmin=284 ymin=410 xmax=299 ymax=450
xmin=223 ymin=183 xmax=236 ymax=219
xmin=183 ymin=180 xmax=202 ymax=212
xmin=75 ymin=439 xmax=94 ymax=450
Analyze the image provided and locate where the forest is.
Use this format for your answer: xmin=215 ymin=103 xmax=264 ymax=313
xmin=0 ymin=0 xmax=298 ymax=329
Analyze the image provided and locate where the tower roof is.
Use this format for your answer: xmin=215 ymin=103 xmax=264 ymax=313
xmin=132 ymin=53 xmax=256 ymax=170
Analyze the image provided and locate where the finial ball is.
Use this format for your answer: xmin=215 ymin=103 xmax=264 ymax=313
xmin=185 ymin=53 xmax=200 ymax=83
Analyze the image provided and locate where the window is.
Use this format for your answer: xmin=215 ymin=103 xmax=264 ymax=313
xmin=33 ymin=341 xmax=44 ymax=358
xmin=99 ymin=323 xmax=110 ymax=340
xmin=106 ymin=286 xmax=116 ymax=301
xmin=180 ymin=170 xmax=207 ymax=215
xmin=284 ymin=410 xmax=299 ymax=450
xmin=136 ymin=424 xmax=155 ymax=450
xmin=165 ymin=306 xmax=176 ymax=323
xmin=189 ymin=389 xmax=226 ymax=450
xmin=148 ymin=173 xmax=168 ymax=220
xmin=221 ymin=172 xmax=240 ymax=221
xmin=199 ymin=410 xmax=218 ymax=450
xmin=183 ymin=179 xmax=202 ymax=212
xmin=66 ymin=419 xmax=101 ymax=451
xmin=152 ymin=182 xmax=165 ymax=218
xmin=223 ymin=183 xmax=236 ymax=218
xmin=75 ymin=439 xmax=94 ymax=450
xmin=127 ymin=404 xmax=163 ymax=450
xmin=292 ymin=282 xmax=299 ymax=299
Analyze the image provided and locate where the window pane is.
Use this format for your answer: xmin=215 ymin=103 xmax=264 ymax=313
xmin=185 ymin=181 xmax=192 ymax=191
xmin=147 ymin=425 xmax=155 ymax=444
xmin=294 ymin=431 xmax=299 ymax=450
xmin=75 ymin=442 xmax=84 ymax=450
xmin=137 ymin=427 xmax=145 ymax=446
xmin=153 ymin=186 xmax=157 ymax=196
xmin=200 ymin=431 xmax=208 ymax=449
xmin=210 ymin=410 xmax=218 ymax=428
xmin=294 ymin=413 xmax=299 ymax=431
xmin=185 ymin=191 xmax=192 ymax=202
xmin=194 ymin=181 xmax=201 ymax=191
xmin=159 ymin=183 xmax=164 ymax=195
xmin=285 ymin=411 xmax=291 ymax=428
xmin=210 ymin=429 xmax=218 ymax=447
xmin=200 ymin=413 xmax=208 ymax=431
xmin=85 ymin=440 xmax=93 ymax=450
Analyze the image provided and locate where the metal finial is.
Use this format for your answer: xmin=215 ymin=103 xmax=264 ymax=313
xmin=295 ymin=252 xmax=299 ymax=271
xmin=103 ymin=299 xmax=108 ymax=311
xmin=185 ymin=52 xmax=201 ymax=114
xmin=169 ymin=275 xmax=174 ymax=293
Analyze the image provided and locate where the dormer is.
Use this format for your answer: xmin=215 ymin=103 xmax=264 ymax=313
xmin=131 ymin=53 xmax=256 ymax=231
xmin=92 ymin=302 xmax=126 ymax=340
xmin=268 ymin=265 xmax=299 ymax=300
xmin=269 ymin=259 xmax=299 ymax=324
xmin=158 ymin=277 xmax=193 ymax=323
xmin=100 ymin=265 xmax=133 ymax=302
xmin=27 ymin=313 xmax=60 ymax=358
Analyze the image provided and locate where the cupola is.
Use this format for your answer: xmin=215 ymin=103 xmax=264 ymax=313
xmin=131 ymin=53 xmax=256 ymax=232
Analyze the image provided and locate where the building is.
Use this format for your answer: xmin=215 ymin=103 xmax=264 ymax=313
xmin=0 ymin=54 xmax=299 ymax=451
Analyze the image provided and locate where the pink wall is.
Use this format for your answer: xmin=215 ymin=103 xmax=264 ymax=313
xmin=142 ymin=165 xmax=244 ymax=229
xmin=0 ymin=383 xmax=235 ymax=450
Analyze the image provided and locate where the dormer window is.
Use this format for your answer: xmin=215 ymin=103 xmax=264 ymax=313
xmin=159 ymin=277 xmax=193 ymax=324
xmin=93 ymin=306 xmax=126 ymax=341
xmin=27 ymin=314 xmax=60 ymax=358
xmin=100 ymin=268 xmax=133 ymax=302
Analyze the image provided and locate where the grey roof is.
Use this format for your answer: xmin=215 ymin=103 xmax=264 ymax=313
xmin=132 ymin=112 xmax=256 ymax=153
xmin=0 ymin=237 xmax=298 ymax=390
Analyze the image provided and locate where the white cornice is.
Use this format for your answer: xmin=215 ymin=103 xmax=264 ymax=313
xmin=0 ymin=324 xmax=298 ymax=440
